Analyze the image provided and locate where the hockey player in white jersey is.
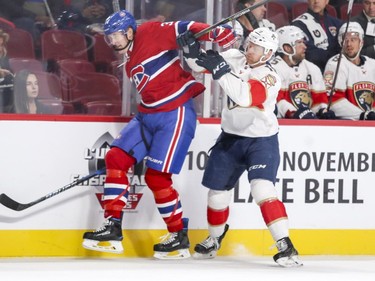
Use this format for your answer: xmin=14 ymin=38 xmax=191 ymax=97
xmin=271 ymin=25 xmax=335 ymax=119
xmin=324 ymin=22 xmax=375 ymax=120
xmin=181 ymin=27 xmax=302 ymax=267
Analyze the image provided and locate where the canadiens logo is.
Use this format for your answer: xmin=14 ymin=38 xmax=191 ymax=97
xmin=353 ymin=82 xmax=375 ymax=111
xmin=131 ymin=64 xmax=150 ymax=93
xmin=289 ymin=81 xmax=312 ymax=108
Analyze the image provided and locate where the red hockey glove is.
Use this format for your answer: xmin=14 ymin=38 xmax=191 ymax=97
xmin=209 ymin=25 xmax=236 ymax=48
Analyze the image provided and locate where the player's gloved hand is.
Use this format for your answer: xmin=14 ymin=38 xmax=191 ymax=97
xmin=287 ymin=107 xmax=316 ymax=119
xmin=196 ymin=50 xmax=231 ymax=80
xmin=176 ymin=30 xmax=200 ymax=59
xmin=209 ymin=25 xmax=236 ymax=48
xmin=359 ymin=110 xmax=375 ymax=120
xmin=317 ymin=108 xmax=336 ymax=119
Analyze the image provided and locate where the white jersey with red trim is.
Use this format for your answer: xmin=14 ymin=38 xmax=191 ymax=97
xmin=217 ymin=49 xmax=281 ymax=137
xmin=324 ymin=54 xmax=375 ymax=120
xmin=270 ymin=55 xmax=328 ymax=117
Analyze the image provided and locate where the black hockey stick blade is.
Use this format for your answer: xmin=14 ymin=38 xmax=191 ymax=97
xmin=194 ymin=0 xmax=270 ymax=39
xmin=0 ymin=169 xmax=106 ymax=211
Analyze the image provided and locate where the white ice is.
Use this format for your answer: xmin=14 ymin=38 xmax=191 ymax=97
xmin=0 ymin=256 xmax=374 ymax=281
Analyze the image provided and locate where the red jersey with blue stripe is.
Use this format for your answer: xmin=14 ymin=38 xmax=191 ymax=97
xmin=125 ymin=21 xmax=217 ymax=113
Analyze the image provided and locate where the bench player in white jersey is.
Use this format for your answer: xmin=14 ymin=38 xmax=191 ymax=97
xmin=180 ymin=27 xmax=302 ymax=267
xmin=324 ymin=22 xmax=375 ymax=120
xmin=271 ymin=25 xmax=335 ymax=119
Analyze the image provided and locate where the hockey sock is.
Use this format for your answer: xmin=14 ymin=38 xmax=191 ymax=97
xmin=207 ymin=189 xmax=231 ymax=237
xmin=146 ymin=168 xmax=183 ymax=232
xmin=103 ymin=147 xmax=135 ymax=219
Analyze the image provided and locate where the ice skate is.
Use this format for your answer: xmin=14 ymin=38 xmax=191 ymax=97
xmin=193 ymin=224 xmax=229 ymax=259
xmin=82 ymin=217 xmax=124 ymax=254
xmin=273 ymin=237 xmax=303 ymax=267
xmin=153 ymin=218 xmax=190 ymax=259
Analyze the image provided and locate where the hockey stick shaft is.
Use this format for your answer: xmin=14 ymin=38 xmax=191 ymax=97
xmin=0 ymin=169 xmax=105 ymax=211
xmin=194 ymin=0 xmax=270 ymax=39
xmin=327 ymin=0 xmax=354 ymax=111
xmin=42 ymin=0 xmax=57 ymax=29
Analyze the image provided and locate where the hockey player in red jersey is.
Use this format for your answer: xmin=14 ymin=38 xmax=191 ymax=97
xmin=324 ymin=22 xmax=375 ymax=120
xmin=179 ymin=27 xmax=302 ymax=267
xmin=82 ymin=10 xmax=235 ymax=259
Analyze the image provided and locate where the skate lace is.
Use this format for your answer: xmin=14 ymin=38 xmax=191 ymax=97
xmin=93 ymin=219 xmax=112 ymax=233
xmin=200 ymin=236 xmax=217 ymax=249
xmin=158 ymin=232 xmax=178 ymax=245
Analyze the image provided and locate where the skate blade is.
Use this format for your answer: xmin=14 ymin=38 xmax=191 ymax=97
xmin=275 ymin=255 xmax=303 ymax=267
xmin=153 ymin=249 xmax=191 ymax=260
xmin=82 ymin=239 xmax=124 ymax=254
xmin=192 ymin=250 xmax=217 ymax=259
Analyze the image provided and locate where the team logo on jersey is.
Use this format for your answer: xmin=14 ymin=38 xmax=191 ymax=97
xmin=329 ymin=26 xmax=337 ymax=37
xmin=261 ymin=74 xmax=277 ymax=88
xmin=289 ymin=81 xmax=312 ymax=108
xmin=323 ymin=71 xmax=334 ymax=89
xmin=131 ymin=64 xmax=150 ymax=93
xmin=353 ymin=82 xmax=375 ymax=111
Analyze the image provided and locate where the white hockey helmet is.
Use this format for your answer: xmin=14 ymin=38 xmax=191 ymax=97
xmin=276 ymin=25 xmax=306 ymax=55
xmin=246 ymin=27 xmax=279 ymax=57
xmin=338 ymin=22 xmax=364 ymax=47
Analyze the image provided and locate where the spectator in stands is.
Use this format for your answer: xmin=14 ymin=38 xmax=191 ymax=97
xmin=56 ymin=0 xmax=112 ymax=33
xmin=230 ymin=0 xmax=276 ymax=50
xmin=0 ymin=29 xmax=14 ymax=113
xmin=292 ymin=0 xmax=343 ymax=73
xmin=271 ymin=25 xmax=335 ymax=119
xmin=323 ymin=22 xmax=375 ymax=120
xmin=13 ymin=69 xmax=52 ymax=114
xmin=0 ymin=0 xmax=54 ymax=40
xmin=352 ymin=0 xmax=375 ymax=59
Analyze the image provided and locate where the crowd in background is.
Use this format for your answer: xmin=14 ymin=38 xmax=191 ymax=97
xmin=0 ymin=0 xmax=373 ymax=120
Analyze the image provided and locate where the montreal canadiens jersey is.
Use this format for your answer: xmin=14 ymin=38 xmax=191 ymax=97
xmin=125 ymin=21 xmax=213 ymax=113
xmin=271 ymin=55 xmax=328 ymax=117
xmin=324 ymin=54 xmax=375 ymax=113
xmin=218 ymin=49 xmax=280 ymax=138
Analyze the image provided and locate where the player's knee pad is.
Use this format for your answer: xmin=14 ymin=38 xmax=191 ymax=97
xmin=105 ymin=147 xmax=136 ymax=177
xmin=145 ymin=168 xmax=173 ymax=198
xmin=250 ymin=179 xmax=278 ymax=205
xmin=208 ymin=189 xmax=232 ymax=209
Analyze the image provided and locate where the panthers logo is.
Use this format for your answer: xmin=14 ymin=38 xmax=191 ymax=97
xmin=289 ymin=81 xmax=312 ymax=108
xmin=353 ymin=82 xmax=375 ymax=111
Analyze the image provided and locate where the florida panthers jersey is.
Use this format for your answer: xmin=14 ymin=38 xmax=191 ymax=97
xmin=125 ymin=21 xmax=224 ymax=113
xmin=271 ymin=56 xmax=328 ymax=117
xmin=218 ymin=49 xmax=280 ymax=137
xmin=324 ymin=54 xmax=375 ymax=119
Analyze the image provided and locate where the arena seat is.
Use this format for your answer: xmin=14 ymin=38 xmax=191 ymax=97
xmin=7 ymin=28 xmax=36 ymax=59
xmin=291 ymin=2 xmax=337 ymax=20
xmin=340 ymin=3 xmax=363 ymax=21
xmin=9 ymin=58 xmax=44 ymax=73
xmin=85 ymin=101 xmax=122 ymax=116
xmin=92 ymin=33 xmax=119 ymax=74
xmin=266 ymin=2 xmax=289 ymax=28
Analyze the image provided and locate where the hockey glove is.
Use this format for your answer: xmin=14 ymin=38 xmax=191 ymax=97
xmin=209 ymin=25 xmax=236 ymax=48
xmin=292 ymin=107 xmax=317 ymax=119
xmin=196 ymin=50 xmax=231 ymax=80
xmin=316 ymin=108 xmax=336 ymax=119
xmin=359 ymin=110 xmax=375 ymax=120
xmin=176 ymin=30 xmax=200 ymax=59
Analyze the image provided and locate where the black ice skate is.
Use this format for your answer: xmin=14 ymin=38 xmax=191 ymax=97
xmin=82 ymin=217 xmax=124 ymax=254
xmin=273 ymin=237 xmax=303 ymax=267
xmin=153 ymin=218 xmax=190 ymax=259
xmin=193 ymin=224 xmax=229 ymax=259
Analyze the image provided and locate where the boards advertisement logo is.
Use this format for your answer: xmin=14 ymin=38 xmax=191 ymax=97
xmin=84 ymin=132 xmax=147 ymax=212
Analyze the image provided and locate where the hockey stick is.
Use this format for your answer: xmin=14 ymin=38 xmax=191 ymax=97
xmin=327 ymin=0 xmax=354 ymax=111
xmin=0 ymin=169 xmax=106 ymax=211
xmin=194 ymin=0 xmax=270 ymax=39
xmin=42 ymin=0 xmax=57 ymax=29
